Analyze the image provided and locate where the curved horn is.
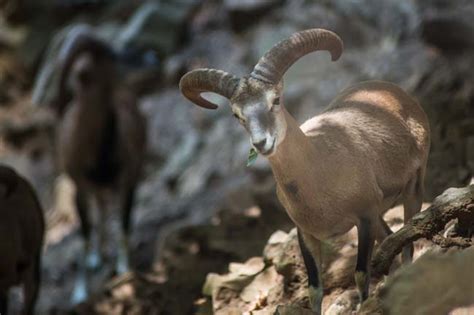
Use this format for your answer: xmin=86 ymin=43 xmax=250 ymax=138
xmin=251 ymin=29 xmax=343 ymax=84
xmin=56 ymin=33 xmax=115 ymax=116
xmin=179 ymin=69 xmax=240 ymax=109
xmin=0 ymin=166 xmax=18 ymax=198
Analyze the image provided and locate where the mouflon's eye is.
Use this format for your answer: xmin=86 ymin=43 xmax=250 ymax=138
xmin=271 ymin=97 xmax=280 ymax=112
xmin=233 ymin=113 xmax=239 ymax=119
xmin=273 ymin=97 xmax=280 ymax=106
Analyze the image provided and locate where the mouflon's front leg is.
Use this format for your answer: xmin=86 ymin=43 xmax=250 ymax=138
xmin=72 ymin=187 xmax=90 ymax=304
xmin=298 ymin=229 xmax=324 ymax=314
xmin=116 ymin=185 xmax=136 ymax=274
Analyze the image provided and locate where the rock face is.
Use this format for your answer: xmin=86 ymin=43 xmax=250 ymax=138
xmin=0 ymin=0 xmax=474 ymax=314
xmin=380 ymin=248 xmax=474 ymax=315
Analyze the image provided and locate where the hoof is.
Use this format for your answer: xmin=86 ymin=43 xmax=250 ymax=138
xmin=71 ymin=279 xmax=88 ymax=304
xmin=116 ymin=253 xmax=129 ymax=274
xmin=86 ymin=251 xmax=102 ymax=270
xmin=355 ymin=271 xmax=369 ymax=302
xmin=116 ymin=237 xmax=130 ymax=274
xmin=308 ymin=286 xmax=323 ymax=314
xmin=116 ymin=261 xmax=129 ymax=274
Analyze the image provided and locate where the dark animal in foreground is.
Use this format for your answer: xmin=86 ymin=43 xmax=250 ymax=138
xmin=0 ymin=165 xmax=44 ymax=315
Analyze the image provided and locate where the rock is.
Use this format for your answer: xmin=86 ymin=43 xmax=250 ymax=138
xmin=139 ymin=89 xmax=196 ymax=160
xmin=162 ymin=54 xmax=187 ymax=85
xmin=203 ymin=271 xmax=252 ymax=296
xmin=203 ymin=257 xmax=266 ymax=303
xmin=325 ymin=290 xmax=358 ymax=315
xmin=229 ymin=257 xmax=265 ymax=276
xmin=224 ymin=0 xmax=281 ymax=12
xmin=0 ymin=0 xmax=53 ymax=25
xmin=0 ymin=51 xmax=28 ymax=105
xmin=272 ymin=1 xmax=378 ymax=49
xmin=467 ymin=136 xmax=474 ymax=174
xmin=0 ymin=23 xmax=28 ymax=48
xmin=116 ymin=0 xmax=200 ymax=56
xmin=323 ymin=0 xmax=418 ymax=39
xmin=0 ymin=0 xmax=25 ymax=23
xmin=274 ymin=305 xmax=314 ymax=315
xmin=419 ymin=0 xmax=474 ymax=52
xmin=263 ymin=229 xmax=301 ymax=278
xmin=202 ymin=229 xmax=303 ymax=314
xmin=173 ymin=28 xmax=248 ymax=78
xmin=224 ymin=0 xmax=283 ymax=31
xmin=358 ymin=295 xmax=384 ymax=315
xmin=0 ymin=106 xmax=56 ymax=206
xmin=422 ymin=16 xmax=474 ymax=52
xmin=266 ymin=230 xmax=288 ymax=246
xmin=240 ymin=266 xmax=282 ymax=302
xmin=451 ymin=306 xmax=474 ymax=315
xmin=380 ymin=247 xmax=474 ymax=315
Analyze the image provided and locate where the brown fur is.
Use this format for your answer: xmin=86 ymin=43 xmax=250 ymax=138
xmin=0 ymin=165 xmax=44 ymax=315
xmin=56 ymin=35 xmax=146 ymax=293
xmin=266 ymin=80 xmax=430 ymax=310
xmin=270 ymin=81 xmax=430 ymax=241
xmin=58 ymin=62 xmax=146 ymax=193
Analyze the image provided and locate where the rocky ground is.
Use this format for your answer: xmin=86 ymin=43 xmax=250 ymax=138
xmin=68 ymin=185 xmax=474 ymax=315
xmin=0 ymin=0 xmax=473 ymax=314
xmin=196 ymin=186 xmax=474 ymax=315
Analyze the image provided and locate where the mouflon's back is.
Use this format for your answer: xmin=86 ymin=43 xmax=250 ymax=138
xmin=300 ymin=80 xmax=430 ymax=195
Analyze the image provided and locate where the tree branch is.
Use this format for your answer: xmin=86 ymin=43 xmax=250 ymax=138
xmin=372 ymin=185 xmax=474 ymax=276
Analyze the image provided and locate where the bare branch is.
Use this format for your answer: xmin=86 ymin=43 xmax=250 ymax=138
xmin=431 ymin=234 xmax=471 ymax=248
xmin=372 ymin=185 xmax=474 ymax=276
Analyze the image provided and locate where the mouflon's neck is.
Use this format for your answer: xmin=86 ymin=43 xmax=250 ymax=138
xmin=268 ymin=109 xmax=334 ymax=199
xmin=268 ymin=108 xmax=320 ymax=186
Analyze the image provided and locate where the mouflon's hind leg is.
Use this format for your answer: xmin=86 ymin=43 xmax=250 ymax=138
xmin=116 ymin=184 xmax=136 ymax=274
xmin=375 ymin=215 xmax=393 ymax=244
xmin=355 ymin=218 xmax=376 ymax=303
xmin=298 ymin=229 xmax=323 ymax=314
xmin=402 ymin=170 xmax=424 ymax=263
xmin=87 ymin=193 xmax=108 ymax=270
xmin=23 ymin=254 xmax=41 ymax=315
xmin=72 ymin=188 xmax=90 ymax=304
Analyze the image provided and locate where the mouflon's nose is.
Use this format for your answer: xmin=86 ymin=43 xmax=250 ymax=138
xmin=253 ymin=139 xmax=267 ymax=151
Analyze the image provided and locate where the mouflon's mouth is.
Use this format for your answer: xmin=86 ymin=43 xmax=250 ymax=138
xmin=259 ymin=139 xmax=276 ymax=156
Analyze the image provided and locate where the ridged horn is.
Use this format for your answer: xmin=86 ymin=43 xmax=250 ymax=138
xmin=56 ymin=33 xmax=115 ymax=116
xmin=179 ymin=69 xmax=240 ymax=109
xmin=250 ymin=29 xmax=343 ymax=84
